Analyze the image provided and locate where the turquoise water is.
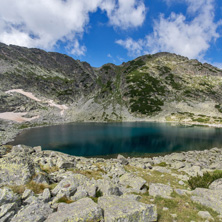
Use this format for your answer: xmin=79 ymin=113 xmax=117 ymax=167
xmin=10 ymin=122 xmax=222 ymax=157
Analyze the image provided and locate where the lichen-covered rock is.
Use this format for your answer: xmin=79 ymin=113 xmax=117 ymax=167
xmin=119 ymin=173 xmax=147 ymax=192
xmin=0 ymin=202 xmax=18 ymax=220
xmin=191 ymin=188 xmax=222 ymax=215
xmin=0 ymin=145 xmax=36 ymax=186
xmin=209 ymin=178 xmax=222 ymax=190
xmin=46 ymin=197 xmax=103 ymax=222
xmin=98 ymin=196 xmax=157 ymax=222
xmin=117 ymin=154 xmax=129 ymax=165
xmin=52 ymin=174 xmax=88 ymax=197
xmin=197 ymin=211 xmax=214 ymax=221
xmin=22 ymin=189 xmax=34 ymax=200
xmin=97 ymin=179 xmax=121 ymax=196
xmin=149 ymin=183 xmax=173 ymax=199
xmin=0 ymin=187 xmax=20 ymax=205
xmin=56 ymin=156 xmax=76 ymax=169
xmin=11 ymin=200 xmax=53 ymax=222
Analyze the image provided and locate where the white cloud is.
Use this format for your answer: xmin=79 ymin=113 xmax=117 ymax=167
xmin=116 ymin=38 xmax=144 ymax=57
xmin=117 ymin=0 xmax=221 ymax=60
xmin=0 ymin=0 xmax=146 ymax=56
xmin=101 ymin=0 xmax=146 ymax=29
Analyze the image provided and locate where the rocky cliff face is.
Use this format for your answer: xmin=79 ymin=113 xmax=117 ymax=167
xmin=0 ymin=42 xmax=222 ymax=144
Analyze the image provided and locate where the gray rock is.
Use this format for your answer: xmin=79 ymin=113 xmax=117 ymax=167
xmin=40 ymin=188 xmax=51 ymax=203
xmin=0 ymin=211 xmax=15 ymax=222
xmin=174 ymin=189 xmax=191 ymax=196
xmin=98 ymin=196 xmax=157 ymax=222
xmin=197 ymin=211 xmax=214 ymax=221
xmin=23 ymin=196 xmax=38 ymax=205
xmin=170 ymin=161 xmax=186 ymax=169
xmin=209 ymin=178 xmax=222 ymax=190
xmin=117 ymin=154 xmax=129 ymax=165
xmin=0 ymin=145 xmax=36 ymax=186
xmin=119 ymin=173 xmax=147 ymax=192
xmin=11 ymin=200 xmax=53 ymax=222
xmin=191 ymin=188 xmax=222 ymax=215
xmin=56 ymin=156 xmax=75 ymax=169
xmin=0 ymin=188 xmax=20 ymax=205
xmin=0 ymin=203 xmax=17 ymax=219
xmin=52 ymin=174 xmax=88 ymax=197
xmin=22 ymin=189 xmax=34 ymax=200
xmin=33 ymin=146 xmax=42 ymax=153
xmin=46 ymin=197 xmax=103 ymax=222
xmin=33 ymin=174 xmax=49 ymax=185
xmin=149 ymin=183 xmax=173 ymax=199
xmin=97 ymin=179 xmax=121 ymax=196
xmin=71 ymin=187 xmax=88 ymax=201
xmin=152 ymin=166 xmax=171 ymax=174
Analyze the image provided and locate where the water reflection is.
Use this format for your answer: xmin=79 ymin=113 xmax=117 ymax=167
xmin=10 ymin=122 xmax=222 ymax=157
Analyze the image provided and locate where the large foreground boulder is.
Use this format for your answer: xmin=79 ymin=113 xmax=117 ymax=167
xmin=98 ymin=196 xmax=157 ymax=222
xmin=191 ymin=188 xmax=222 ymax=215
xmin=11 ymin=200 xmax=53 ymax=222
xmin=46 ymin=197 xmax=103 ymax=222
xmin=0 ymin=145 xmax=36 ymax=186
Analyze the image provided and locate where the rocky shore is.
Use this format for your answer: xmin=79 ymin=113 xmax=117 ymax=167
xmin=1 ymin=145 xmax=222 ymax=221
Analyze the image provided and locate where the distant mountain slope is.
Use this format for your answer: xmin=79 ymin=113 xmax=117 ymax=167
xmin=0 ymin=42 xmax=222 ymax=144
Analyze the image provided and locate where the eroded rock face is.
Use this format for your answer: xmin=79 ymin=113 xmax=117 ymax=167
xmin=46 ymin=198 xmax=103 ymax=222
xmin=98 ymin=196 xmax=157 ymax=222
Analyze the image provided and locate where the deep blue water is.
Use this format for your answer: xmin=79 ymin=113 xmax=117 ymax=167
xmin=10 ymin=122 xmax=222 ymax=157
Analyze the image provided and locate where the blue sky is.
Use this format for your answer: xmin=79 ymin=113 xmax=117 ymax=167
xmin=0 ymin=0 xmax=221 ymax=68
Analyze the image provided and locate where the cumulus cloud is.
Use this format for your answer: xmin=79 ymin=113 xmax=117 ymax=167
xmin=0 ymin=0 xmax=146 ymax=56
xmin=101 ymin=0 xmax=146 ymax=29
xmin=116 ymin=0 xmax=221 ymax=60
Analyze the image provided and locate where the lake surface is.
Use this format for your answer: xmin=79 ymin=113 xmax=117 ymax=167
xmin=10 ymin=122 xmax=222 ymax=157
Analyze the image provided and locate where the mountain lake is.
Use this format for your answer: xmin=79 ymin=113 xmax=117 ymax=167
xmin=10 ymin=122 xmax=222 ymax=157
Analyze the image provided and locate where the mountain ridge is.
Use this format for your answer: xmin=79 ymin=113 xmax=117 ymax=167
xmin=0 ymin=42 xmax=222 ymax=144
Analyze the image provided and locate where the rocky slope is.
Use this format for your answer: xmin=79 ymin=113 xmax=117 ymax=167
xmin=1 ymin=42 xmax=222 ymax=144
xmin=1 ymin=144 xmax=222 ymax=221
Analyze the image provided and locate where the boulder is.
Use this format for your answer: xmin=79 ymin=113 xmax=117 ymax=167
xmin=56 ymin=156 xmax=75 ymax=169
xmin=197 ymin=211 xmax=214 ymax=221
xmin=97 ymin=179 xmax=121 ymax=196
xmin=46 ymin=197 xmax=103 ymax=222
xmin=191 ymin=188 xmax=222 ymax=215
xmin=52 ymin=174 xmax=88 ymax=197
xmin=0 ymin=145 xmax=36 ymax=186
xmin=11 ymin=200 xmax=53 ymax=222
xmin=0 ymin=202 xmax=18 ymax=220
xmin=0 ymin=188 xmax=20 ymax=205
xmin=209 ymin=178 xmax=222 ymax=190
xmin=117 ymin=154 xmax=129 ymax=165
xmin=98 ymin=196 xmax=157 ymax=222
xmin=119 ymin=173 xmax=147 ymax=192
xmin=149 ymin=183 xmax=173 ymax=199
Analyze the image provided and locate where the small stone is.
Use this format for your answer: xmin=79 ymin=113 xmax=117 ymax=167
xmin=163 ymin=207 xmax=169 ymax=211
xmin=171 ymin=214 xmax=177 ymax=218
xmin=179 ymin=180 xmax=185 ymax=185
xmin=197 ymin=211 xmax=214 ymax=221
